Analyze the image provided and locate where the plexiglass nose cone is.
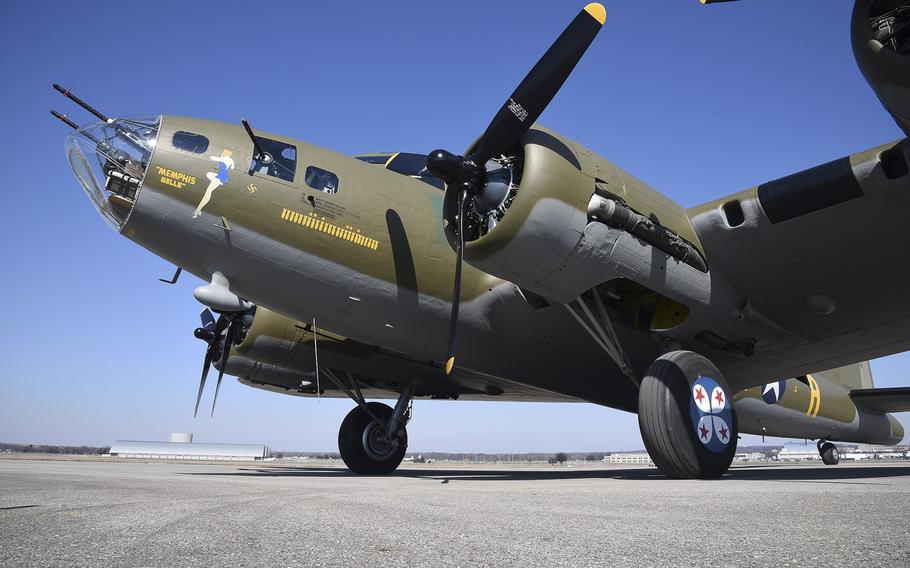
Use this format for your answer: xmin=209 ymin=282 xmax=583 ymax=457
xmin=65 ymin=115 xmax=160 ymax=230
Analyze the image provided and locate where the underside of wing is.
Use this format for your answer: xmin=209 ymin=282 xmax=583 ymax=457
xmin=689 ymin=140 xmax=910 ymax=386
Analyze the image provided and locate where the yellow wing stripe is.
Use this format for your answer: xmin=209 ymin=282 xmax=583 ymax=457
xmin=280 ymin=208 xmax=379 ymax=251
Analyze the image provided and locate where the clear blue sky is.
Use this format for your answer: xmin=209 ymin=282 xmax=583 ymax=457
xmin=0 ymin=0 xmax=907 ymax=453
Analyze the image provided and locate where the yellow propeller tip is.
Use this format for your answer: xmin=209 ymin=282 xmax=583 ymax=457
xmin=584 ymin=3 xmax=606 ymax=25
xmin=445 ymin=357 xmax=455 ymax=375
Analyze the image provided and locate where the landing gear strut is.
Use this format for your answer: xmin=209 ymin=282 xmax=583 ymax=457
xmin=335 ymin=382 xmax=413 ymax=474
xmin=638 ymin=350 xmax=738 ymax=479
xmin=818 ymin=440 xmax=840 ymax=465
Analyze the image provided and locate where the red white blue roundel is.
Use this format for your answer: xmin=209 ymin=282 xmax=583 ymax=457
xmin=690 ymin=377 xmax=733 ymax=453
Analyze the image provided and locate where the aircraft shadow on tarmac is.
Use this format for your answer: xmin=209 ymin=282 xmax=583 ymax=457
xmin=179 ymin=464 xmax=910 ymax=483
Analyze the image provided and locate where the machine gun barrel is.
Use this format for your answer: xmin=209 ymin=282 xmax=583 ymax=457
xmin=53 ymin=83 xmax=110 ymax=123
xmin=50 ymin=110 xmax=101 ymax=145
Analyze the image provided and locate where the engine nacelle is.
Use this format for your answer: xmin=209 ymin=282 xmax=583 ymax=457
xmin=852 ymin=0 xmax=910 ymax=136
xmin=224 ymin=307 xmax=370 ymax=387
xmin=445 ymin=127 xmax=591 ymax=303
xmin=447 ymin=126 xmax=710 ymax=307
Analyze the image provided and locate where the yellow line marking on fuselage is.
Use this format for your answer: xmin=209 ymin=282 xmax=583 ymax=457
xmin=280 ymin=208 xmax=379 ymax=251
xmin=806 ymin=374 xmax=821 ymax=418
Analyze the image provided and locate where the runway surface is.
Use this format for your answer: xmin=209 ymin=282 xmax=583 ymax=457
xmin=1 ymin=458 xmax=909 ymax=567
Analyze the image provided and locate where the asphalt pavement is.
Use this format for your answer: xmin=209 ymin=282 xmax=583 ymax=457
xmin=1 ymin=458 xmax=909 ymax=567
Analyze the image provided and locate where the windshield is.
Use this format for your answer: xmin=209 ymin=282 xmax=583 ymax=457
xmin=355 ymin=152 xmax=444 ymax=190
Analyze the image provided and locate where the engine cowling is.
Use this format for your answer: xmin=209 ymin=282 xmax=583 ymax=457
xmin=852 ymin=0 xmax=910 ymax=135
xmin=223 ymin=307 xmax=370 ymax=388
xmin=444 ymin=126 xmax=711 ymax=307
xmin=442 ymin=127 xmax=590 ymax=302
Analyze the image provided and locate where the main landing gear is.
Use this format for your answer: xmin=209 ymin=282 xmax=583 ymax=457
xmin=336 ymin=382 xmax=413 ymax=474
xmin=818 ymin=440 xmax=840 ymax=465
xmin=638 ymin=350 xmax=738 ymax=479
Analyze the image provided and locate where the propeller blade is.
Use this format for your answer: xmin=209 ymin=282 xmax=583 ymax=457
xmin=193 ymin=346 xmax=214 ymax=418
xmin=431 ymin=4 xmax=606 ymax=377
xmin=211 ymin=318 xmax=238 ymax=417
xmin=192 ymin=311 xmax=227 ymax=417
xmin=471 ymin=3 xmax=606 ymax=165
xmin=444 ymin=190 xmax=467 ymax=375
xmin=199 ymin=308 xmax=217 ymax=330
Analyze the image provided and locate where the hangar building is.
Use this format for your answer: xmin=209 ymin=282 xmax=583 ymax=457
xmin=109 ymin=433 xmax=270 ymax=461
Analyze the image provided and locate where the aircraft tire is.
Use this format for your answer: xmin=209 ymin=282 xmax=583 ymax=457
xmin=820 ymin=442 xmax=840 ymax=465
xmin=638 ymin=350 xmax=738 ymax=479
xmin=338 ymin=402 xmax=407 ymax=474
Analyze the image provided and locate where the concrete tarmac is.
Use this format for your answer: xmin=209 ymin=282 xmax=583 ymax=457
xmin=1 ymin=458 xmax=909 ymax=568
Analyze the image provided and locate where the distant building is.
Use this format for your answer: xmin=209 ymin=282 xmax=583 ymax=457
xmin=734 ymin=452 xmax=765 ymax=462
xmin=603 ymin=452 xmax=654 ymax=465
xmin=843 ymin=444 xmax=909 ymax=461
xmin=109 ymin=433 xmax=270 ymax=461
xmin=776 ymin=446 xmax=821 ymax=461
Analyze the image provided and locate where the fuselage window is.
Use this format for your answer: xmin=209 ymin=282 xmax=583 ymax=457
xmin=172 ymin=131 xmax=209 ymax=154
xmin=305 ymin=166 xmax=339 ymax=195
xmin=250 ymin=136 xmax=297 ymax=182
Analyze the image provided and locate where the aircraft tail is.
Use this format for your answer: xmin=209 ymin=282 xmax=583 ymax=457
xmin=819 ymin=360 xmax=910 ymax=414
xmin=735 ymin=360 xmax=905 ymax=444
xmin=812 ymin=361 xmax=874 ymax=390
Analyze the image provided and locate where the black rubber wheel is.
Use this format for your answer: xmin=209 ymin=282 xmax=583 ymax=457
xmin=820 ymin=442 xmax=840 ymax=465
xmin=338 ymin=402 xmax=407 ymax=474
xmin=638 ymin=350 xmax=738 ymax=479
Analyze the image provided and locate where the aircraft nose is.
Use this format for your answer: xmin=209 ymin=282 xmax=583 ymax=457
xmin=64 ymin=115 xmax=160 ymax=231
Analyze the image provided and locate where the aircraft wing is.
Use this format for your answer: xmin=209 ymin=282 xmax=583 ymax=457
xmin=850 ymin=387 xmax=910 ymax=413
xmin=688 ymin=139 xmax=910 ymax=383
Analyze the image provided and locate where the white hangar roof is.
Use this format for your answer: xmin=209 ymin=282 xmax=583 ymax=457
xmin=110 ymin=440 xmax=270 ymax=459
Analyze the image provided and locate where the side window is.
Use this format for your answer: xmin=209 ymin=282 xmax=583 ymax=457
xmin=172 ymin=131 xmax=209 ymax=154
xmin=250 ymin=137 xmax=297 ymax=182
xmin=305 ymin=166 xmax=339 ymax=195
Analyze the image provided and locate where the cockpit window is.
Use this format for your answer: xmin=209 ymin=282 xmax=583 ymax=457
xmin=385 ymin=153 xmax=427 ymax=176
xmin=386 ymin=152 xmax=444 ymax=189
xmin=305 ymin=166 xmax=339 ymax=195
xmin=354 ymin=152 xmax=444 ymax=190
xmin=250 ymin=137 xmax=297 ymax=182
xmin=355 ymin=154 xmax=392 ymax=165
xmin=172 ymin=131 xmax=209 ymax=154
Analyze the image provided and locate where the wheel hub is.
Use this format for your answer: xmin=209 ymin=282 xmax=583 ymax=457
xmin=362 ymin=421 xmax=397 ymax=462
xmin=689 ymin=376 xmax=733 ymax=453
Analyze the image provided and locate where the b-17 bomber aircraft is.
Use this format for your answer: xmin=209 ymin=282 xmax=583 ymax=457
xmin=52 ymin=1 xmax=910 ymax=478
